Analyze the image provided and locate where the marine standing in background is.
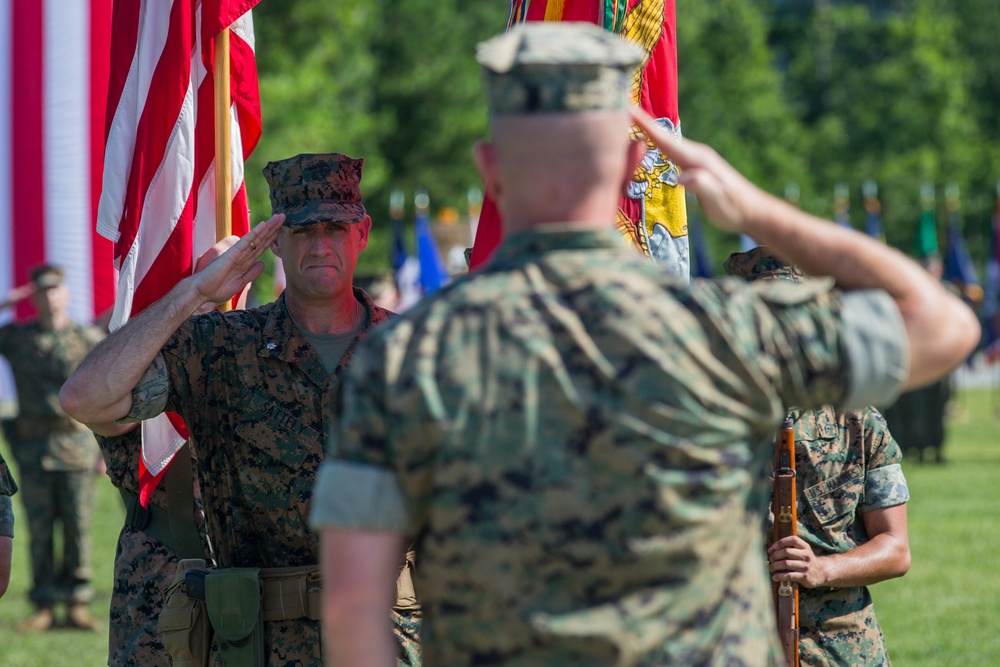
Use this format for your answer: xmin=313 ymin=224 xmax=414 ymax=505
xmin=311 ymin=22 xmax=977 ymax=667
xmin=726 ymin=247 xmax=911 ymax=667
xmin=0 ymin=449 xmax=17 ymax=599
xmin=60 ymin=154 xmax=420 ymax=665
xmin=0 ymin=265 xmax=103 ymax=630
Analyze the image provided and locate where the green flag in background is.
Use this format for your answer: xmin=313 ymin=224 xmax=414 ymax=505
xmin=914 ymin=183 xmax=939 ymax=258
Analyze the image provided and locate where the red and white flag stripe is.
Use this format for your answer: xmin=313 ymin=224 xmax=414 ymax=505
xmin=0 ymin=0 xmax=115 ymax=403
xmin=99 ymin=0 xmax=261 ymax=488
xmin=0 ymin=0 xmax=115 ymax=326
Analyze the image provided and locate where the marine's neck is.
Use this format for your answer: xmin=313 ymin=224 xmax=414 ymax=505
xmin=284 ymin=288 xmax=362 ymax=335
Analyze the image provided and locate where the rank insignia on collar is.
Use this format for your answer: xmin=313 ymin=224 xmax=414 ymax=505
xmin=266 ymin=342 xmax=277 ymax=351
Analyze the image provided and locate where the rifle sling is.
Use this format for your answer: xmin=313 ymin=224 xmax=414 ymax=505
xmin=121 ymin=442 xmax=205 ymax=562
xmin=165 ymin=442 xmax=206 ymax=561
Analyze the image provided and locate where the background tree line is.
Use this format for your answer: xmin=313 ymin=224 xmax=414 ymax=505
xmin=243 ymin=0 xmax=1000 ymax=282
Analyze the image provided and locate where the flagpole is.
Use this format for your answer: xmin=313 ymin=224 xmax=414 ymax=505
xmin=214 ymin=27 xmax=232 ymax=312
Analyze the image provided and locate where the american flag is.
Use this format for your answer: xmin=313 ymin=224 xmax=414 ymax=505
xmin=0 ymin=0 xmax=116 ymax=326
xmin=99 ymin=0 xmax=262 ymax=498
xmin=0 ymin=0 xmax=116 ymax=406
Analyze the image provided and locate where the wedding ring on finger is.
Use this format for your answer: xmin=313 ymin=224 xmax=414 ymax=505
xmin=248 ymin=241 xmax=258 ymax=251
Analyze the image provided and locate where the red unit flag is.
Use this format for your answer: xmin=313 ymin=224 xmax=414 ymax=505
xmin=469 ymin=0 xmax=689 ymax=279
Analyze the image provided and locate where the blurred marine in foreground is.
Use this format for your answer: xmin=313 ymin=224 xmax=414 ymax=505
xmin=313 ymin=21 xmax=978 ymax=667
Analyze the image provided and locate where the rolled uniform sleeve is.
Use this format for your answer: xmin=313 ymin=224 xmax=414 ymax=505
xmin=860 ymin=408 xmax=910 ymax=512
xmin=839 ymin=290 xmax=908 ymax=410
xmin=0 ymin=453 xmax=15 ymax=538
xmin=118 ymin=353 xmax=170 ymax=423
xmin=310 ymin=460 xmax=410 ymax=533
xmin=310 ymin=337 xmax=411 ymax=534
xmin=0 ymin=496 xmax=13 ymax=538
xmin=117 ymin=315 xmax=213 ymax=425
xmin=864 ymin=464 xmax=909 ymax=511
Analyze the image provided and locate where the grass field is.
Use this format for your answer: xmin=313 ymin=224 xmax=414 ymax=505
xmin=0 ymin=389 xmax=997 ymax=666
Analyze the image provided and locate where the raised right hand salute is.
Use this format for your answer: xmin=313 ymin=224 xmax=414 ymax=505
xmin=0 ymin=282 xmax=35 ymax=312
xmin=632 ymin=107 xmax=980 ymax=390
xmin=59 ymin=213 xmax=285 ymax=426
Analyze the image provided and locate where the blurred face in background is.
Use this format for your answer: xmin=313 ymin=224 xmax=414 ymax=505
xmin=31 ymin=283 xmax=69 ymax=320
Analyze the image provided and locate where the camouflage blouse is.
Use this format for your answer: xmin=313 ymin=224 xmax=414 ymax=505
xmin=0 ymin=321 xmax=103 ymax=470
xmin=126 ymin=289 xmax=393 ymax=666
xmin=313 ymin=227 xmax=908 ymax=666
xmin=0 ymin=321 xmax=103 ymax=424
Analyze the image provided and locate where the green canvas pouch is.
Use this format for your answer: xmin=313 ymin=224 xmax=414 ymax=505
xmin=205 ymin=568 xmax=264 ymax=667
xmin=158 ymin=558 xmax=212 ymax=667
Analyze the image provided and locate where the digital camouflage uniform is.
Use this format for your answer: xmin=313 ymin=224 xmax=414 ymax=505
xmin=97 ymin=425 xmax=210 ymax=667
xmin=0 ymin=450 xmax=17 ymax=538
xmin=0 ymin=319 xmax=102 ymax=608
xmin=726 ymin=246 xmax=909 ymax=667
xmin=123 ymin=289 xmax=420 ymax=666
xmin=312 ymin=223 xmax=908 ymax=666
xmin=775 ymin=408 xmax=907 ymax=667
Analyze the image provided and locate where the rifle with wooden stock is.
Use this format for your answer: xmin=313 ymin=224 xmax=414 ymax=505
xmin=772 ymin=413 xmax=800 ymax=667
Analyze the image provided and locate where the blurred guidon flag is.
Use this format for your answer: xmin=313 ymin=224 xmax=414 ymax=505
xmin=469 ymin=0 xmax=689 ymax=280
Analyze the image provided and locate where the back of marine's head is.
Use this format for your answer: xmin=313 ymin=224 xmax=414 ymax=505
xmin=475 ymin=23 xmax=645 ymax=227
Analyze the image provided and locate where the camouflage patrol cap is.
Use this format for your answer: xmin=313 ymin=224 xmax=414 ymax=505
xmin=262 ymin=153 xmax=367 ymax=227
xmin=724 ymin=246 xmax=803 ymax=283
xmin=30 ymin=264 xmax=64 ymax=289
xmin=477 ymin=22 xmax=643 ymax=115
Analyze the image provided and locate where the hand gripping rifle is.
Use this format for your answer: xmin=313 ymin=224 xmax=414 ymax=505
xmin=773 ymin=413 xmax=800 ymax=667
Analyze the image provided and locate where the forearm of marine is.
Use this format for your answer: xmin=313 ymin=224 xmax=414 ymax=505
xmin=742 ymin=204 xmax=978 ymax=386
xmin=60 ymin=278 xmax=205 ymax=423
xmin=741 ymin=202 xmax=933 ymax=300
xmin=815 ymin=532 xmax=910 ymax=589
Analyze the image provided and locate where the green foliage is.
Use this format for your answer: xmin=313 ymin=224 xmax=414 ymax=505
xmin=678 ymin=0 xmax=807 ymax=193
xmin=245 ymin=1 xmax=507 ymax=279
xmin=780 ymin=1 xmax=981 ymax=251
xmin=0 ymin=439 xmax=121 ymax=665
xmin=677 ymin=0 xmax=809 ymax=262
xmin=239 ymin=0 xmax=1000 ymax=277
xmin=872 ymin=388 xmax=1000 ymax=666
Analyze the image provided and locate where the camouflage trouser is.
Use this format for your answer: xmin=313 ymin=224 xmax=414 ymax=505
xmin=208 ymin=617 xmax=322 ymax=667
xmin=109 ymin=525 xmax=176 ymax=667
xmin=16 ymin=464 xmax=94 ymax=606
xmin=393 ymin=608 xmax=422 ymax=667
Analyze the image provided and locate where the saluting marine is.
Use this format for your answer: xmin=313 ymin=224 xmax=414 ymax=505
xmin=61 ymin=154 xmax=420 ymax=666
xmin=312 ymin=20 xmax=975 ymax=667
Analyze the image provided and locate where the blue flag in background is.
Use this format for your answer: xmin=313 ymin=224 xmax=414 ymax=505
xmin=689 ymin=210 xmax=714 ymax=279
xmin=943 ymin=218 xmax=980 ymax=289
xmin=983 ymin=185 xmax=1000 ymax=361
xmin=863 ymin=180 xmax=885 ymax=241
xmin=415 ymin=190 xmax=449 ymax=294
xmin=941 ymin=184 xmax=982 ymax=312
